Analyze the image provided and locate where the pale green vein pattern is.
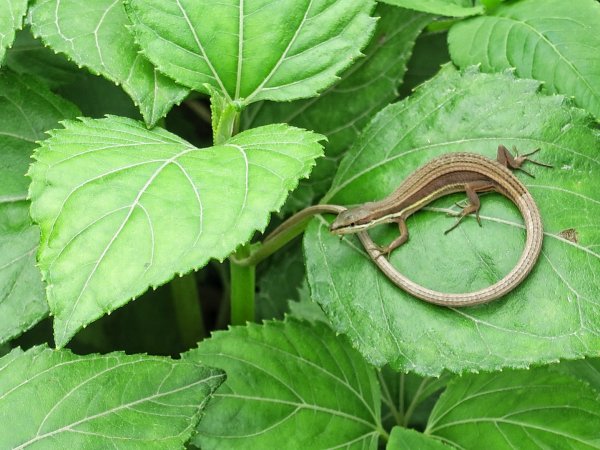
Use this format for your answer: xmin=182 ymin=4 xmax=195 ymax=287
xmin=185 ymin=319 xmax=382 ymax=450
xmin=0 ymin=0 xmax=27 ymax=63
xmin=379 ymin=0 xmax=483 ymax=17
xmin=0 ymin=345 xmax=225 ymax=449
xmin=29 ymin=117 xmax=324 ymax=347
xmin=0 ymin=70 xmax=79 ymax=344
xmin=244 ymin=5 xmax=432 ymax=212
xmin=305 ymin=65 xmax=600 ymax=376
xmin=449 ymin=0 xmax=600 ymax=121
xmin=29 ymin=0 xmax=188 ymax=126
xmin=426 ymin=368 xmax=600 ymax=449
xmin=125 ymin=0 xmax=377 ymax=105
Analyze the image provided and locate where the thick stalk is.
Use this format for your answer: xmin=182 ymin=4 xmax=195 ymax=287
xmin=230 ymin=244 xmax=255 ymax=325
xmin=170 ymin=273 xmax=206 ymax=347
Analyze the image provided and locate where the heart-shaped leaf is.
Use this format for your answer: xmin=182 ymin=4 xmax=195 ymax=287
xmin=0 ymin=345 xmax=225 ymax=449
xmin=184 ymin=319 xmax=382 ymax=449
xmin=29 ymin=0 xmax=189 ymax=126
xmin=305 ymin=65 xmax=600 ymax=376
xmin=0 ymin=70 xmax=79 ymax=344
xmin=378 ymin=0 xmax=483 ymax=17
xmin=29 ymin=117 xmax=323 ymax=347
xmin=449 ymin=0 xmax=600 ymax=121
xmin=0 ymin=0 xmax=27 ymax=63
xmin=426 ymin=367 xmax=600 ymax=449
xmin=125 ymin=0 xmax=377 ymax=105
xmin=244 ymin=4 xmax=432 ymax=213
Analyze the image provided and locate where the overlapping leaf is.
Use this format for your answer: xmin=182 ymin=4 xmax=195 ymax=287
xmin=378 ymin=0 xmax=483 ymax=17
xmin=29 ymin=0 xmax=188 ymax=126
xmin=0 ymin=345 xmax=225 ymax=449
xmin=125 ymin=0 xmax=377 ymax=105
xmin=245 ymin=5 xmax=432 ymax=212
xmin=29 ymin=116 xmax=324 ymax=347
xmin=0 ymin=70 xmax=79 ymax=344
xmin=185 ymin=319 xmax=382 ymax=449
xmin=0 ymin=0 xmax=27 ymax=63
xmin=449 ymin=0 xmax=600 ymax=121
xmin=305 ymin=65 xmax=600 ymax=375
xmin=426 ymin=367 xmax=600 ymax=448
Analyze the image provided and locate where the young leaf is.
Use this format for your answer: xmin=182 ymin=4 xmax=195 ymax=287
xmin=184 ymin=319 xmax=383 ymax=449
xmin=378 ymin=0 xmax=483 ymax=17
xmin=388 ymin=428 xmax=451 ymax=450
xmin=0 ymin=70 xmax=79 ymax=344
xmin=449 ymin=0 xmax=600 ymax=121
xmin=125 ymin=0 xmax=377 ymax=105
xmin=0 ymin=345 xmax=225 ymax=449
xmin=0 ymin=0 xmax=27 ymax=63
xmin=28 ymin=117 xmax=324 ymax=347
xmin=305 ymin=65 xmax=600 ymax=376
xmin=426 ymin=367 xmax=600 ymax=449
xmin=29 ymin=0 xmax=189 ymax=126
xmin=244 ymin=5 xmax=432 ymax=212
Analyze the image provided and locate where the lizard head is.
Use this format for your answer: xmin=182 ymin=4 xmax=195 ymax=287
xmin=329 ymin=205 xmax=375 ymax=235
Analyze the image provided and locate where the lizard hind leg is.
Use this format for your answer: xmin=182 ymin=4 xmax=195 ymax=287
xmin=445 ymin=181 xmax=493 ymax=234
xmin=497 ymin=145 xmax=553 ymax=177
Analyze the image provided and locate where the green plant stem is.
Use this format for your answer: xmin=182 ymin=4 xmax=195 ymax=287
xmin=170 ymin=273 xmax=206 ymax=347
xmin=230 ymin=244 xmax=255 ymax=325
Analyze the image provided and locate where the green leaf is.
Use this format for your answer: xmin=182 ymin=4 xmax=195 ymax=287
xmin=305 ymin=65 xmax=600 ymax=376
xmin=5 ymin=28 xmax=80 ymax=88
xmin=29 ymin=0 xmax=188 ymax=126
xmin=448 ymin=0 xmax=600 ymax=121
xmin=125 ymin=0 xmax=377 ymax=105
xmin=184 ymin=319 xmax=383 ymax=449
xmin=550 ymin=358 xmax=600 ymax=393
xmin=29 ymin=117 xmax=324 ymax=347
xmin=388 ymin=428 xmax=452 ymax=450
xmin=378 ymin=0 xmax=483 ymax=17
xmin=426 ymin=367 xmax=600 ymax=449
xmin=0 ymin=70 xmax=79 ymax=344
xmin=399 ymin=30 xmax=450 ymax=97
xmin=0 ymin=345 xmax=225 ymax=449
xmin=0 ymin=0 xmax=27 ymax=63
xmin=287 ymin=280 xmax=329 ymax=324
xmin=244 ymin=5 xmax=432 ymax=212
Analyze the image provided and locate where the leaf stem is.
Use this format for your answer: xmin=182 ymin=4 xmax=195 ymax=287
xmin=170 ymin=273 xmax=206 ymax=347
xmin=230 ymin=244 xmax=255 ymax=325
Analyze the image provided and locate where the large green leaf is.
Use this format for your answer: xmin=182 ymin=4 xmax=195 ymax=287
xmin=29 ymin=117 xmax=324 ymax=347
xmin=0 ymin=345 xmax=225 ymax=449
xmin=0 ymin=70 xmax=79 ymax=344
xmin=379 ymin=0 xmax=483 ymax=17
xmin=426 ymin=367 xmax=600 ymax=449
xmin=29 ymin=0 xmax=188 ymax=126
xmin=305 ymin=65 xmax=600 ymax=376
xmin=0 ymin=0 xmax=27 ymax=63
xmin=244 ymin=5 xmax=432 ymax=212
xmin=125 ymin=0 xmax=377 ymax=105
xmin=449 ymin=0 xmax=600 ymax=121
xmin=184 ymin=319 xmax=382 ymax=449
